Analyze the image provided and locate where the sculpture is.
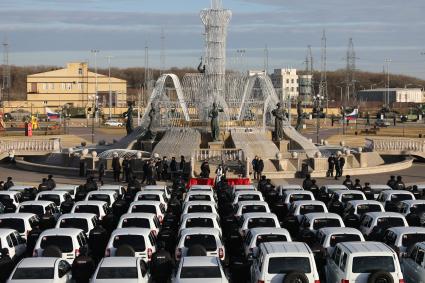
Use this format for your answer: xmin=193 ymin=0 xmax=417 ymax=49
xmin=295 ymin=98 xmax=304 ymax=131
xmin=271 ymin=103 xmax=286 ymax=141
xmin=209 ymin=102 xmax=222 ymax=141
xmin=124 ymin=102 xmax=134 ymax=135
xmin=147 ymin=103 xmax=156 ymax=132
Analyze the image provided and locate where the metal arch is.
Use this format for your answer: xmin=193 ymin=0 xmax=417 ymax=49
xmin=142 ymin=74 xmax=190 ymax=124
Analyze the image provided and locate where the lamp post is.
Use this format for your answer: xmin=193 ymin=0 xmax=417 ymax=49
xmin=106 ymin=56 xmax=113 ymax=119
xmin=314 ymin=94 xmax=324 ymax=144
xmin=384 ymin=58 xmax=392 ymax=107
xmin=91 ymin=50 xmax=99 ymax=122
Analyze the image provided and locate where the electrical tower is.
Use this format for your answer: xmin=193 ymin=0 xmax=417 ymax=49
xmin=144 ymin=43 xmax=152 ymax=106
xmin=160 ymin=28 xmax=166 ymax=76
xmin=319 ymin=30 xmax=328 ymax=109
xmin=2 ymin=37 xmax=11 ymax=104
xmin=304 ymin=45 xmax=314 ymax=98
xmin=345 ymin=38 xmax=356 ymax=104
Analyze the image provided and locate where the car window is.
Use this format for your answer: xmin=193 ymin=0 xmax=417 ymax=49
xmin=15 ymin=232 xmax=25 ymax=245
xmin=153 ymin=216 xmax=160 ymax=228
xmin=180 ymin=266 xmax=221 ymax=278
xmin=159 ymin=204 xmax=166 ymax=214
xmin=238 ymin=194 xmax=260 ymax=201
xmin=247 ymin=218 xmax=277 ymax=229
xmin=97 ymin=267 xmax=139 ymax=279
xmin=60 ymin=218 xmax=89 ymax=233
xmin=122 ymin=218 xmax=151 ymax=229
xmin=268 ymin=257 xmax=311 ymax=274
xmin=356 ymin=204 xmax=382 ymax=215
xmin=58 ymin=260 xmax=71 ymax=278
xmin=416 ymin=250 xmax=425 ymax=265
xmin=300 ymin=205 xmax=324 ymax=215
xmin=330 ymin=234 xmax=362 ymax=247
xmin=88 ymin=194 xmax=111 ymax=205
xmin=352 ymin=256 xmax=395 ymax=273
xmin=188 ymin=205 xmax=212 ymax=213
xmin=332 ymin=247 xmax=342 ymax=265
xmin=184 ymin=235 xmax=217 ymax=251
xmin=241 ymin=205 xmax=267 ymax=214
xmin=6 ymin=235 xmax=13 ymax=247
xmin=289 ymin=194 xmax=312 ymax=202
xmin=74 ymin=205 xmax=100 ymax=216
xmin=340 ymin=253 xmax=348 ymax=271
xmin=402 ymin=234 xmax=425 ymax=247
xmin=38 ymin=194 xmax=61 ymax=206
xmin=139 ymin=194 xmax=160 ymax=201
xmin=189 ymin=195 xmax=211 ymax=201
xmin=19 ymin=205 xmax=44 ymax=216
xmin=383 ymin=232 xmax=397 ymax=246
xmin=148 ymin=232 xmax=156 ymax=247
xmin=10 ymin=233 xmax=18 ymax=246
xmin=40 ymin=236 xmax=73 ymax=252
xmin=245 ymin=231 xmax=252 ymax=245
xmin=186 ymin=218 xmax=214 ymax=228
xmin=12 ymin=268 xmax=55 ymax=279
xmin=132 ymin=205 xmax=156 ymax=214
xmin=391 ymin=194 xmax=413 ymax=201
xmin=113 ymin=235 xmax=146 ymax=252
xmin=0 ymin=218 xmax=25 ymax=233
xmin=312 ymin=218 xmax=341 ymax=230
xmin=410 ymin=247 xmax=419 ymax=260
xmin=255 ymin=234 xmax=288 ymax=246
xmin=376 ymin=217 xmax=405 ymax=228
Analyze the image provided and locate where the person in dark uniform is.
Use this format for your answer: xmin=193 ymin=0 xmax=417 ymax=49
xmin=161 ymin=156 xmax=169 ymax=180
xmin=353 ymin=179 xmax=362 ymax=190
xmin=98 ymin=161 xmax=105 ymax=184
xmin=38 ymin=178 xmax=49 ymax=192
xmin=387 ymin=175 xmax=396 ymax=189
xmin=3 ymin=177 xmax=14 ymax=190
xmin=252 ymin=156 xmax=259 ymax=180
xmin=46 ymin=175 xmax=56 ymax=189
xmin=200 ymin=161 xmax=211 ymax=178
xmin=343 ymin=175 xmax=353 ymax=189
xmin=179 ymin=156 xmax=186 ymax=173
xmin=150 ymin=241 xmax=174 ymax=283
xmin=302 ymin=174 xmax=314 ymax=190
xmin=327 ymin=154 xmax=335 ymax=177
xmin=122 ymin=157 xmax=130 ymax=183
xmin=256 ymin=158 xmax=264 ymax=181
xmin=395 ymin=176 xmax=406 ymax=190
xmin=170 ymin=157 xmax=177 ymax=179
xmin=141 ymin=160 xmax=149 ymax=184
xmin=339 ymin=156 xmax=346 ymax=178
xmin=112 ymin=153 xmax=121 ymax=182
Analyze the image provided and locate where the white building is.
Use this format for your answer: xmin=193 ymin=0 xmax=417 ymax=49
xmin=271 ymin=68 xmax=299 ymax=100
xmin=357 ymin=88 xmax=423 ymax=104
xmin=299 ymin=74 xmax=313 ymax=96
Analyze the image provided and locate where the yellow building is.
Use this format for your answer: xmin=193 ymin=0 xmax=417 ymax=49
xmin=27 ymin=62 xmax=127 ymax=110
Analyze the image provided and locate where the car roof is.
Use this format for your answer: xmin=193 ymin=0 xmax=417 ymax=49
xmin=234 ymin=191 xmax=262 ymax=196
xmin=248 ymin=227 xmax=291 ymax=236
xmin=119 ymin=213 xmax=156 ymax=219
xmin=8 ymin=185 xmax=36 ymax=191
xmin=323 ymin=184 xmax=348 ymax=189
xmin=365 ymin=212 xmax=405 ymax=218
xmin=292 ymin=200 xmax=326 ymax=206
xmin=38 ymin=191 xmax=69 ymax=196
xmin=183 ymin=201 xmax=216 ymax=207
xmin=399 ymin=200 xmax=425 ymax=205
xmin=143 ymin=185 xmax=166 ymax=190
xmin=236 ymin=201 xmax=269 ymax=206
xmin=278 ymin=184 xmax=303 ymax=190
xmin=242 ymin=212 xmax=278 ymax=219
xmin=369 ymin=185 xmax=392 ymax=190
xmin=53 ymin=184 xmax=78 ymax=190
xmin=179 ymin=227 xmax=221 ymax=236
xmin=318 ymin=227 xmax=363 ymax=235
xmin=74 ymin=201 xmax=107 ymax=206
xmin=0 ymin=228 xmax=17 ymax=237
xmin=136 ymin=190 xmax=164 ymax=195
xmin=181 ymin=213 xmax=219 ymax=220
xmin=284 ymin=190 xmax=313 ymax=195
xmin=130 ymin=200 xmax=162 ymax=206
xmin=381 ymin=190 xmax=414 ymax=195
xmin=0 ymin=213 xmax=36 ymax=220
xmin=87 ymin=191 xmax=116 ymax=196
xmin=347 ymin=200 xmax=382 ymax=206
xmin=304 ymin=212 xmax=342 ymax=219
xmin=99 ymin=185 xmax=123 ymax=190
xmin=111 ymin=228 xmax=152 ymax=236
xmin=40 ymin=228 xmax=83 ymax=236
xmin=387 ymin=227 xmax=425 ymax=234
xmin=19 ymin=200 xmax=54 ymax=206
xmin=18 ymin=257 xmax=60 ymax=267
xmin=335 ymin=190 xmax=365 ymax=195
xmin=182 ymin=256 xmax=220 ymax=267
xmin=260 ymin=241 xmax=311 ymax=254
xmin=0 ymin=191 xmax=20 ymax=196
xmin=337 ymin=241 xmax=393 ymax=254
xmin=233 ymin=185 xmax=256 ymax=189
xmin=99 ymin=257 xmax=139 ymax=267
xmin=186 ymin=191 xmax=214 ymax=196
xmin=190 ymin=185 xmax=213 ymax=189
xmin=58 ymin=213 xmax=96 ymax=220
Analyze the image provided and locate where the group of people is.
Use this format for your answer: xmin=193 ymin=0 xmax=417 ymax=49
xmin=110 ymin=154 xmax=187 ymax=184
xmin=251 ymin=156 xmax=265 ymax=181
xmin=327 ymin=153 xmax=346 ymax=180
xmin=0 ymin=176 xmax=15 ymax=190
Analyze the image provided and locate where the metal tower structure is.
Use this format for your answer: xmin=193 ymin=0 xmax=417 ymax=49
xmin=264 ymin=44 xmax=269 ymax=75
xmin=319 ymin=30 xmax=328 ymax=109
xmin=345 ymin=38 xmax=356 ymax=104
xmin=160 ymin=28 xmax=166 ymax=76
xmin=2 ymin=38 xmax=11 ymax=103
xmin=304 ymin=45 xmax=314 ymax=97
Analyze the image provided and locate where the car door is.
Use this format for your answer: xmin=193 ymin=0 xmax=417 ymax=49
xmin=326 ymin=246 xmax=342 ymax=283
xmin=13 ymin=231 xmax=26 ymax=257
xmin=402 ymin=246 xmax=420 ymax=283
xmin=411 ymin=248 xmax=425 ymax=283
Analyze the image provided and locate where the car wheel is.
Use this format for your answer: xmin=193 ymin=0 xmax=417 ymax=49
xmin=367 ymin=270 xmax=394 ymax=283
xmin=283 ymin=271 xmax=309 ymax=283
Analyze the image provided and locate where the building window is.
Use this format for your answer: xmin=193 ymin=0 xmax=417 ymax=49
xmin=286 ymin=79 xmax=290 ymax=84
xmin=49 ymin=83 xmax=54 ymax=90
xmin=291 ymin=79 xmax=294 ymax=84
xmin=78 ymin=68 xmax=83 ymax=75
xmin=291 ymin=87 xmax=294 ymax=92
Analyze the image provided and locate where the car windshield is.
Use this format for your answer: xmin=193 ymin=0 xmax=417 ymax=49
xmin=391 ymin=194 xmax=413 ymax=201
xmin=312 ymin=218 xmax=341 ymax=230
xmin=268 ymin=257 xmax=311 ymax=274
xmin=0 ymin=218 xmax=25 ymax=233
xmin=122 ymin=218 xmax=151 ymax=229
xmin=132 ymin=205 xmax=156 ymax=214
xmin=188 ymin=205 xmax=212 ymax=213
xmin=289 ymin=194 xmax=312 ymax=202
xmin=352 ymin=256 xmax=395 ymax=273
xmin=256 ymin=234 xmax=288 ymax=246
xmin=356 ymin=204 xmax=382 ymax=215
xmin=185 ymin=218 xmax=214 ymax=228
xmin=341 ymin=194 xmax=364 ymax=202
xmin=376 ymin=217 xmax=405 ymax=228
xmin=40 ymin=236 xmax=73 ymax=253
xmin=189 ymin=195 xmax=211 ymax=201
xmin=300 ymin=205 xmax=324 ymax=215
xmin=138 ymin=195 xmax=160 ymax=201
xmin=12 ymin=268 xmax=54 ymax=279
xmin=113 ymin=235 xmax=146 ymax=252
xmin=180 ymin=266 xmax=221 ymax=278
xmin=59 ymin=218 xmax=89 ymax=233
xmin=241 ymin=205 xmax=267 ymax=214
xmin=238 ymin=195 xmax=260 ymax=201
xmin=247 ymin=218 xmax=276 ymax=229
xmin=97 ymin=267 xmax=138 ymax=279
xmin=330 ymin=234 xmax=362 ymax=247
xmin=401 ymin=233 xmax=425 ymax=247
xmin=184 ymin=235 xmax=217 ymax=251
xmin=88 ymin=195 xmax=111 ymax=205
xmin=75 ymin=205 xmax=100 ymax=216
xmin=412 ymin=204 xmax=425 ymax=213
xmin=19 ymin=205 xmax=44 ymax=216
xmin=38 ymin=194 xmax=61 ymax=206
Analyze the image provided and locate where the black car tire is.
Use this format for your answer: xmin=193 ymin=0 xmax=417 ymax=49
xmin=283 ymin=271 xmax=309 ymax=283
xmin=367 ymin=270 xmax=394 ymax=283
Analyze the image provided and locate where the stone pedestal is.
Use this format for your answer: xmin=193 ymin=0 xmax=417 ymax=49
xmin=312 ymin=157 xmax=328 ymax=171
xmin=208 ymin=141 xmax=224 ymax=150
xmin=141 ymin=140 xmax=155 ymax=152
xmin=274 ymin=140 xmax=290 ymax=153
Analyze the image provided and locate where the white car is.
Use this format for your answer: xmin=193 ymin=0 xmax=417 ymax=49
xmin=343 ymin=200 xmax=385 ymax=219
xmin=7 ymin=257 xmax=72 ymax=283
xmin=142 ymin=185 xmax=171 ymax=200
xmin=397 ymin=200 xmax=425 ymax=225
xmin=288 ymin=200 xmax=328 ymax=222
xmin=234 ymin=201 xmax=270 ymax=218
xmin=359 ymin=212 xmax=408 ymax=238
xmin=316 ymin=227 xmax=365 ymax=255
xmin=173 ymin=256 xmax=228 ymax=283
xmin=175 ymin=228 xmax=225 ymax=261
xmin=243 ymin=227 xmax=292 ymax=258
xmin=0 ymin=213 xmax=39 ymax=239
xmin=90 ymin=257 xmax=149 ymax=283
xmin=367 ymin=184 xmax=392 ymax=199
xmin=98 ymin=185 xmax=126 ymax=197
xmin=179 ymin=213 xmax=221 ymax=232
xmin=250 ymin=242 xmax=320 ymax=283
xmin=104 ymin=119 xmax=124 ymax=127
xmin=52 ymin=185 xmax=79 ymax=199
xmin=325 ymin=241 xmax=404 ymax=283
xmin=383 ymin=226 xmax=425 ymax=257
xmin=401 ymin=241 xmax=425 ymax=283
xmin=105 ymin=228 xmax=157 ymax=262
xmin=16 ymin=201 xmax=61 ymax=220
xmin=117 ymin=213 xmax=161 ymax=234
xmin=231 ymin=191 xmax=264 ymax=205
xmin=134 ymin=190 xmax=168 ymax=209
xmin=377 ymin=190 xmax=415 ymax=208
xmin=319 ymin=184 xmax=348 ymax=199
xmin=182 ymin=201 xmax=218 ymax=215
xmin=184 ymin=191 xmax=216 ymax=203
xmin=0 ymin=228 xmax=26 ymax=261
xmin=71 ymin=201 xmax=109 ymax=220
xmin=277 ymin=184 xmax=303 ymax=195
xmin=36 ymin=191 xmax=72 ymax=207
xmin=33 ymin=228 xmax=89 ymax=263
xmin=0 ymin=191 xmax=23 ymax=209
xmin=189 ymin=185 xmax=214 ymax=193
xmin=329 ymin=190 xmax=366 ymax=205
xmin=85 ymin=191 xmax=118 ymax=207
xmin=238 ymin=212 xmax=280 ymax=237
xmin=55 ymin=213 xmax=98 ymax=235
xmin=299 ymin=212 xmax=345 ymax=234
xmin=128 ymin=201 xmax=166 ymax=223
xmin=281 ymin=190 xmax=315 ymax=207
xmin=232 ymin=185 xmax=256 ymax=196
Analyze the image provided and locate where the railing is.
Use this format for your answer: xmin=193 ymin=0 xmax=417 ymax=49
xmin=193 ymin=148 xmax=245 ymax=162
xmin=367 ymin=137 xmax=425 ymax=153
xmin=0 ymin=138 xmax=61 ymax=154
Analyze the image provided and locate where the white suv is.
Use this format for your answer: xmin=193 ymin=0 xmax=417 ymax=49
xmin=0 ymin=228 xmax=26 ymax=261
xmin=173 ymin=256 xmax=228 ymax=283
xmin=250 ymin=242 xmax=320 ymax=283
xmin=325 ymin=241 xmax=404 ymax=283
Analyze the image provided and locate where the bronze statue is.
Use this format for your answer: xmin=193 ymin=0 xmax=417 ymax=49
xmin=295 ymin=98 xmax=304 ymax=131
xmin=124 ymin=102 xmax=134 ymax=135
xmin=209 ymin=102 xmax=222 ymax=141
xmin=271 ymin=103 xmax=286 ymax=141
xmin=147 ymin=103 xmax=156 ymax=132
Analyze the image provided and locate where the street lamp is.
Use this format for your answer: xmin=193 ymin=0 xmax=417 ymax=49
xmin=313 ymin=94 xmax=324 ymax=144
xmin=384 ymin=58 xmax=392 ymax=107
xmin=106 ymin=55 xmax=114 ymax=119
xmin=91 ymin=49 xmax=100 ymax=121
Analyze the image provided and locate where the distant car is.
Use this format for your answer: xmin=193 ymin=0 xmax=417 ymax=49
xmin=104 ymin=119 xmax=124 ymax=127
xmin=375 ymin=119 xmax=390 ymax=127
xmin=173 ymin=256 xmax=228 ymax=283
xmin=91 ymin=257 xmax=149 ymax=283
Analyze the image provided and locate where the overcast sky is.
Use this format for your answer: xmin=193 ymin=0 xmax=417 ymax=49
xmin=1 ymin=0 xmax=425 ymax=78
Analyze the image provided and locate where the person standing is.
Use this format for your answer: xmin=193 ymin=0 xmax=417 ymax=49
xmin=155 ymin=158 xmax=163 ymax=181
xmin=334 ymin=157 xmax=341 ymax=180
xmin=46 ymin=175 xmax=56 ymax=189
xmin=200 ymin=161 xmax=211 ymax=178
xmin=98 ymin=161 xmax=105 ymax=183
xmin=395 ymin=176 xmax=406 ymax=190
xmin=112 ymin=153 xmax=121 ymax=182
xmin=252 ymin=156 xmax=259 ymax=180
xmin=215 ymin=164 xmax=224 ymax=185
xmin=327 ymin=154 xmax=335 ymax=177
xmin=162 ymin=156 xmax=169 ymax=180
xmin=339 ymin=155 xmax=346 ymax=177
xmin=150 ymin=241 xmax=174 ymax=283
xmin=256 ymin=157 xmax=264 ymax=181
xmin=3 ymin=177 xmax=14 ymax=190
xmin=179 ymin=156 xmax=186 ymax=173
xmin=122 ymin=157 xmax=130 ymax=183
xmin=387 ymin=175 xmax=397 ymax=189
xmin=302 ymin=174 xmax=313 ymax=190
xmin=343 ymin=175 xmax=353 ymax=189
xmin=38 ymin=178 xmax=49 ymax=192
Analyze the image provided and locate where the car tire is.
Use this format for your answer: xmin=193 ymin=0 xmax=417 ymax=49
xmin=367 ymin=270 xmax=394 ymax=283
xmin=116 ymin=244 xmax=135 ymax=257
xmin=187 ymin=244 xmax=207 ymax=256
xmin=42 ymin=245 xmax=62 ymax=257
xmin=283 ymin=271 xmax=309 ymax=283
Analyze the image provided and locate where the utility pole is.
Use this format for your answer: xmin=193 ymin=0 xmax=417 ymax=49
xmin=2 ymin=38 xmax=11 ymax=104
xmin=91 ymin=49 xmax=99 ymax=121
xmin=319 ymin=30 xmax=328 ymax=123
xmin=144 ymin=43 xmax=150 ymax=107
xmin=106 ymin=55 xmax=113 ymax=119
xmin=384 ymin=59 xmax=392 ymax=108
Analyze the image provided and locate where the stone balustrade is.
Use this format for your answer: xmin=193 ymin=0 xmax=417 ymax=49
xmin=0 ymin=138 xmax=61 ymax=155
xmin=367 ymin=137 xmax=425 ymax=153
xmin=193 ymin=148 xmax=245 ymax=162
